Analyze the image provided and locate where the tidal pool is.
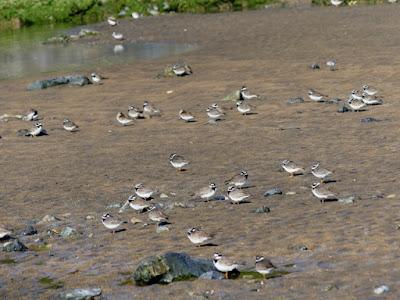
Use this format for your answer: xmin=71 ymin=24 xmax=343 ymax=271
xmin=0 ymin=25 xmax=195 ymax=80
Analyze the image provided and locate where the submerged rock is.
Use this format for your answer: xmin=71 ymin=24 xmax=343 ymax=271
xmin=3 ymin=239 xmax=27 ymax=252
xmin=133 ymin=252 xmax=214 ymax=285
xmin=57 ymin=288 xmax=101 ymax=300
xmin=27 ymin=75 xmax=91 ymax=90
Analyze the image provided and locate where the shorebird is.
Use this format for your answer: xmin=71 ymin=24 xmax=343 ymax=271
xmin=148 ymin=206 xmax=169 ymax=223
xmin=132 ymin=12 xmax=140 ymax=19
xmin=169 ymin=153 xmax=189 ymax=171
xmin=63 ymin=119 xmax=79 ymax=132
xmin=128 ymin=106 xmax=143 ymax=119
xmin=311 ymin=183 xmax=337 ymax=202
xmin=350 ymin=90 xmax=363 ymax=101
xmin=361 ymin=94 xmax=383 ymax=105
xmin=107 ymin=16 xmax=118 ymax=26
xmin=206 ymin=107 xmax=224 ymax=124
xmin=143 ymin=100 xmax=161 ymax=118
xmin=101 ymin=213 xmax=126 ymax=233
xmin=112 ymin=32 xmax=124 ymax=40
xmin=308 ymin=89 xmax=327 ymax=102
xmin=331 ymin=0 xmax=343 ymax=6
xmin=179 ymin=109 xmax=195 ymax=122
xmin=326 ymin=59 xmax=336 ymax=71
xmin=194 ymin=183 xmax=217 ymax=201
xmin=236 ymin=100 xmax=252 ymax=115
xmin=113 ymin=44 xmax=124 ymax=54
xmin=172 ymin=63 xmax=192 ymax=76
xmin=29 ymin=122 xmax=44 ymax=137
xmin=348 ymin=98 xmax=367 ymax=112
xmin=134 ymin=183 xmax=156 ymax=200
xmin=255 ymin=256 xmax=276 ymax=276
xmin=116 ymin=112 xmax=134 ymax=126
xmin=362 ymin=85 xmax=378 ymax=96
xmin=225 ymin=170 xmax=248 ymax=188
xmin=90 ymin=73 xmax=102 ymax=84
xmin=227 ymin=186 xmax=250 ymax=204
xmin=127 ymin=195 xmax=151 ymax=212
xmin=213 ymin=253 xmax=239 ymax=279
xmin=22 ymin=109 xmax=38 ymax=121
xmin=240 ymin=86 xmax=259 ymax=100
xmin=282 ymin=160 xmax=305 ymax=176
xmin=311 ymin=163 xmax=332 ymax=183
xmin=187 ymin=227 xmax=213 ymax=246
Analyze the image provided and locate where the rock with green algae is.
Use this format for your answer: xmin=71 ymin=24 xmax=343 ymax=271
xmin=222 ymin=90 xmax=241 ymax=102
xmin=133 ymin=252 xmax=214 ymax=285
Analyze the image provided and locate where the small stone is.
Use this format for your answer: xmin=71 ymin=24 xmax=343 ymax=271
xmin=174 ymin=201 xmax=196 ymax=208
xmin=106 ymin=203 xmax=121 ymax=209
xmin=3 ymin=239 xmax=27 ymax=252
xmin=166 ymin=90 xmax=173 ymax=94
xmin=291 ymin=244 xmax=308 ymax=251
xmin=287 ymin=97 xmax=304 ymax=104
xmin=309 ymin=63 xmax=320 ymax=69
xmin=86 ymin=215 xmax=95 ymax=220
xmin=264 ymin=188 xmax=283 ymax=197
xmin=199 ymin=271 xmax=224 ymax=280
xmin=374 ymin=285 xmax=389 ymax=295
xmin=130 ymin=217 xmax=143 ymax=224
xmin=58 ymin=288 xmax=101 ymax=300
xmin=160 ymin=193 xmax=169 ymax=199
xmin=286 ymin=191 xmax=296 ymax=195
xmin=20 ymin=225 xmax=37 ymax=236
xmin=386 ymin=194 xmax=396 ymax=199
xmin=60 ymin=227 xmax=78 ymax=238
xmin=361 ymin=117 xmax=381 ymax=123
xmin=38 ymin=215 xmax=60 ymax=224
xmin=213 ymin=195 xmax=227 ymax=201
xmin=251 ymin=206 xmax=271 ymax=214
xmin=338 ymin=196 xmax=355 ymax=204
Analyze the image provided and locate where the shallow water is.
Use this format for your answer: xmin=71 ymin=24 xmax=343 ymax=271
xmin=0 ymin=25 xmax=195 ymax=80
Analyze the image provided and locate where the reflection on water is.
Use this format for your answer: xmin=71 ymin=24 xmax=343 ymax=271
xmin=0 ymin=25 xmax=195 ymax=80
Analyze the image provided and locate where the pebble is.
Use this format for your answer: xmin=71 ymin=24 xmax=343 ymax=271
xmin=251 ymin=206 xmax=271 ymax=214
xmin=286 ymin=191 xmax=296 ymax=195
xmin=387 ymin=194 xmax=396 ymax=199
xmin=38 ymin=214 xmax=60 ymax=224
xmin=160 ymin=193 xmax=169 ymax=198
xmin=58 ymin=288 xmax=101 ymax=300
xmin=287 ymin=97 xmax=304 ymax=104
xmin=264 ymin=187 xmax=283 ymax=197
xmin=338 ymin=196 xmax=355 ymax=204
xmin=86 ymin=215 xmax=95 ymax=220
xmin=166 ymin=90 xmax=173 ymax=94
xmin=60 ymin=227 xmax=78 ymax=238
xmin=174 ymin=201 xmax=196 ymax=208
xmin=374 ymin=285 xmax=389 ymax=295
xmin=130 ymin=217 xmax=143 ymax=224
xmin=106 ymin=203 xmax=121 ymax=209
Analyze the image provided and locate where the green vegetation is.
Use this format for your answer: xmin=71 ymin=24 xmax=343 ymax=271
xmin=0 ymin=0 xmax=278 ymax=30
xmin=0 ymin=258 xmax=17 ymax=265
xmin=38 ymin=276 xmax=64 ymax=289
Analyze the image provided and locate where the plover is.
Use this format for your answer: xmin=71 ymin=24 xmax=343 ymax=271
xmin=326 ymin=59 xmax=337 ymax=71
xmin=227 ymin=186 xmax=250 ymax=204
xmin=194 ymin=183 xmax=217 ymax=201
xmin=282 ymin=160 xmax=305 ymax=176
xmin=113 ymin=44 xmax=125 ymax=54
xmin=330 ymin=0 xmax=343 ymax=6
xmin=255 ymin=256 xmax=276 ymax=276
xmin=169 ymin=153 xmax=189 ymax=171
xmin=361 ymin=94 xmax=383 ymax=105
xmin=22 ymin=109 xmax=38 ymax=121
xmin=179 ymin=109 xmax=195 ymax=122
xmin=308 ymin=89 xmax=327 ymax=102
xmin=28 ymin=122 xmax=44 ymax=137
xmin=116 ymin=112 xmax=134 ymax=126
xmin=206 ymin=107 xmax=224 ymax=124
xmin=143 ymin=100 xmax=161 ymax=118
xmin=240 ymin=86 xmax=259 ymax=100
xmin=362 ymin=85 xmax=378 ymax=96
xmin=225 ymin=170 xmax=248 ymax=188
xmin=186 ymin=227 xmax=213 ymax=246
xmin=311 ymin=163 xmax=332 ymax=183
xmin=236 ymin=100 xmax=252 ymax=115
xmin=128 ymin=106 xmax=143 ymax=119
xmin=63 ymin=119 xmax=79 ymax=132
xmin=112 ymin=32 xmax=124 ymax=40
xmin=101 ymin=213 xmax=126 ymax=233
xmin=90 ymin=73 xmax=102 ymax=84
xmin=348 ymin=98 xmax=366 ymax=112
xmin=107 ymin=16 xmax=118 ymax=26
xmin=148 ymin=206 xmax=169 ymax=223
xmin=311 ymin=182 xmax=337 ymax=202
xmin=172 ymin=63 xmax=192 ymax=76
xmin=134 ymin=183 xmax=156 ymax=200
xmin=350 ymin=90 xmax=363 ymax=101
xmin=213 ymin=253 xmax=239 ymax=279
xmin=127 ymin=195 xmax=151 ymax=212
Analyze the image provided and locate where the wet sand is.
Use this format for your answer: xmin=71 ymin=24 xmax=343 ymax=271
xmin=1 ymin=4 xmax=400 ymax=299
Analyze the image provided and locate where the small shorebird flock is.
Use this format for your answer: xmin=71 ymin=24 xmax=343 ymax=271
xmin=0 ymin=10 xmax=387 ymax=280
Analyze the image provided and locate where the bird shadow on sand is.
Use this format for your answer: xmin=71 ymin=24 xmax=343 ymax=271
xmin=198 ymin=243 xmax=218 ymax=247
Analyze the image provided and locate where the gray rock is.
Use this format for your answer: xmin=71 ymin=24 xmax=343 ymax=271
xmin=20 ymin=225 xmax=37 ymax=236
xmin=361 ymin=117 xmax=381 ymax=123
xmin=199 ymin=271 xmax=224 ymax=280
xmin=3 ymin=239 xmax=28 ymax=252
xmin=251 ymin=206 xmax=271 ymax=214
xmin=287 ymin=97 xmax=304 ymax=104
xmin=213 ymin=194 xmax=227 ymax=201
xmin=106 ymin=203 xmax=121 ymax=209
xmin=60 ymin=227 xmax=78 ymax=238
xmin=338 ymin=196 xmax=355 ymax=204
xmin=337 ymin=104 xmax=351 ymax=113
xmin=133 ymin=252 xmax=215 ymax=285
xmin=57 ymin=288 xmax=101 ymax=300
xmin=27 ymin=75 xmax=91 ymax=90
xmin=264 ymin=187 xmax=283 ymax=197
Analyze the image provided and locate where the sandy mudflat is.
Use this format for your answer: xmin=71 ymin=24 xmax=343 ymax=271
xmin=1 ymin=4 xmax=400 ymax=299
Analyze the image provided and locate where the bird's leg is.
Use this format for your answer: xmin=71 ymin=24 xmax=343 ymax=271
xmin=225 ymin=272 xmax=228 ymax=279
